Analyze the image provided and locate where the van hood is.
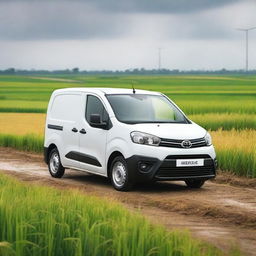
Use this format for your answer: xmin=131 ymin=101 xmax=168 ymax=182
xmin=130 ymin=122 xmax=206 ymax=140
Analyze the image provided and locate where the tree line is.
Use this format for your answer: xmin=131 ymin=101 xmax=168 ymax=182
xmin=1 ymin=67 xmax=256 ymax=75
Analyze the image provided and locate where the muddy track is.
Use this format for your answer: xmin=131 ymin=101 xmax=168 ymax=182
xmin=0 ymin=147 xmax=256 ymax=256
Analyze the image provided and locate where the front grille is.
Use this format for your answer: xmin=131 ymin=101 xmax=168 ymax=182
xmin=159 ymin=137 xmax=207 ymax=148
xmin=155 ymin=155 xmax=215 ymax=179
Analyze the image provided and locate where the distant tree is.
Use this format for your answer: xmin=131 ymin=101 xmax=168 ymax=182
xmin=72 ymin=68 xmax=79 ymax=74
xmin=4 ymin=68 xmax=15 ymax=74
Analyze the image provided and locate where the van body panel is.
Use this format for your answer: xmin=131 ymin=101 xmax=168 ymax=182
xmin=45 ymin=93 xmax=82 ymax=168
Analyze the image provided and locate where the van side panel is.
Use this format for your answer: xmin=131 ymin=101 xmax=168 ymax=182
xmin=45 ymin=93 xmax=82 ymax=168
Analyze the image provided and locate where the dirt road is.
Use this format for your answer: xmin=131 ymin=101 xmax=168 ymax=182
xmin=0 ymin=147 xmax=256 ymax=256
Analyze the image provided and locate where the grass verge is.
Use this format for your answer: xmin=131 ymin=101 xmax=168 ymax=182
xmin=0 ymin=173 xmax=225 ymax=256
xmin=0 ymin=134 xmax=43 ymax=153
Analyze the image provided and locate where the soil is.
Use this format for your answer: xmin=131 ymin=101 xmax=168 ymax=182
xmin=0 ymin=147 xmax=256 ymax=256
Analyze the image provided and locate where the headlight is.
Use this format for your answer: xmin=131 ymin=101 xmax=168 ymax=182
xmin=204 ymin=132 xmax=212 ymax=146
xmin=130 ymin=131 xmax=160 ymax=146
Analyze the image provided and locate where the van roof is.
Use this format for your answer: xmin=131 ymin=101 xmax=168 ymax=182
xmin=54 ymin=87 xmax=161 ymax=95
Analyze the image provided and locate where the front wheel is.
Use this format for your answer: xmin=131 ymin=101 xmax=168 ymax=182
xmin=48 ymin=148 xmax=65 ymax=178
xmin=110 ymin=156 xmax=133 ymax=191
xmin=185 ymin=179 xmax=205 ymax=188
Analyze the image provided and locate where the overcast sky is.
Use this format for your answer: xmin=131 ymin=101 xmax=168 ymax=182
xmin=0 ymin=0 xmax=256 ymax=70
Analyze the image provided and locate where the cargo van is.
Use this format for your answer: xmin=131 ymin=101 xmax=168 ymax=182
xmin=44 ymin=88 xmax=217 ymax=191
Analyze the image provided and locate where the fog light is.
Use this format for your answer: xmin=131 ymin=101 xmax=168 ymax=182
xmin=140 ymin=163 xmax=148 ymax=170
xmin=138 ymin=161 xmax=152 ymax=173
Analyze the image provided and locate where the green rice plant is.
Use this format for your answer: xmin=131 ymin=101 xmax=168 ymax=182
xmin=0 ymin=134 xmax=43 ymax=153
xmin=0 ymin=173 xmax=226 ymax=256
xmin=189 ymin=113 xmax=256 ymax=130
xmin=215 ymin=149 xmax=255 ymax=178
xmin=0 ymin=74 xmax=255 ymax=115
xmin=0 ymin=100 xmax=47 ymax=113
xmin=0 ymin=108 xmax=46 ymax=113
xmin=176 ymin=99 xmax=256 ymax=115
xmin=211 ymin=129 xmax=256 ymax=178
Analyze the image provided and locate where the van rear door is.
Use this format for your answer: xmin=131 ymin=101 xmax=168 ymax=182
xmin=49 ymin=93 xmax=82 ymax=169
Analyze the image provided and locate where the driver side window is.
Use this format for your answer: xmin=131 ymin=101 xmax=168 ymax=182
xmin=85 ymin=95 xmax=108 ymax=124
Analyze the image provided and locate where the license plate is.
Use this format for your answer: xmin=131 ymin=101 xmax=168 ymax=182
xmin=176 ymin=159 xmax=204 ymax=167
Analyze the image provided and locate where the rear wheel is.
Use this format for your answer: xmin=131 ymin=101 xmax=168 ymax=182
xmin=110 ymin=156 xmax=133 ymax=191
xmin=48 ymin=148 xmax=65 ymax=178
xmin=185 ymin=179 xmax=205 ymax=188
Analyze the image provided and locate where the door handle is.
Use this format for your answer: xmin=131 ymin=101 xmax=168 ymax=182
xmin=72 ymin=128 xmax=78 ymax=133
xmin=79 ymin=128 xmax=87 ymax=134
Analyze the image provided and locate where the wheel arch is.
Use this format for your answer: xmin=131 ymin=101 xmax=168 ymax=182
xmin=45 ymin=143 xmax=58 ymax=164
xmin=107 ymin=151 xmax=124 ymax=178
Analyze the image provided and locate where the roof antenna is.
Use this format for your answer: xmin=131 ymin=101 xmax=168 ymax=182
xmin=131 ymin=81 xmax=136 ymax=94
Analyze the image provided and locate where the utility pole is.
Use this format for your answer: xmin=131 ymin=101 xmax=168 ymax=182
xmin=237 ymin=27 xmax=256 ymax=72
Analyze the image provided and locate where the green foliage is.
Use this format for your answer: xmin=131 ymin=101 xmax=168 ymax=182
xmin=0 ymin=134 xmax=43 ymax=153
xmin=216 ymin=149 xmax=256 ymax=178
xmin=189 ymin=113 xmax=256 ymax=130
xmin=0 ymin=174 xmax=223 ymax=256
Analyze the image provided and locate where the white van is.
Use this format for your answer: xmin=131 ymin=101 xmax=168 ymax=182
xmin=44 ymin=88 xmax=217 ymax=191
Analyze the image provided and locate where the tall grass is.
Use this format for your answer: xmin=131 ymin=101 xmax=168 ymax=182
xmin=0 ymin=174 xmax=223 ymax=256
xmin=177 ymin=100 xmax=256 ymax=115
xmin=211 ymin=129 xmax=256 ymax=178
xmin=0 ymin=134 xmax=43 ymax=152
xmin=190 ymin=113 xmax=256 ymax=130
xmin=0 ymin=108 xmax=46 ymax=113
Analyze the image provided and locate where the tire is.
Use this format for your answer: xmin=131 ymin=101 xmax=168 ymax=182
xmin=110 ymin=156 xmax=133 ymax=191
xmin=48 ymin=148 xmax=65 ymax=178
xmin=185 ymin=179 xmax=205 ymax=188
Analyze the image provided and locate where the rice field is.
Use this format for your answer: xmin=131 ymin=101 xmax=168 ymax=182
xmin=0 ymin=75 xmax=256 ymax=115
xmin=0 ymin=173 xmax=226 ymax=256
xmin=0 ymin=74 xmax=254 ymax=256
xmin=0 ymin=74 xmax=255 ymax=177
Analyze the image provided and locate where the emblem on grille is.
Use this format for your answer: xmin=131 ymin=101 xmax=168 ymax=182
xmin=181 ymin=140 xmax=192 ymax=148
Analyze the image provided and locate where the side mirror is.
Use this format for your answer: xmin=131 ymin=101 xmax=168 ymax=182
xmin=89 ymin=114 xmax=108 ymax=129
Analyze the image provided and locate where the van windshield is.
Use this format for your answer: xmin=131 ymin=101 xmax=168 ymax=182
xmin=106 ymin=94 xmax=189 ymax=124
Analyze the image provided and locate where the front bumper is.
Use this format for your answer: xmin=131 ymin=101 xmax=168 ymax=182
xmin=126 ymin=154 xmax=217 ymax=182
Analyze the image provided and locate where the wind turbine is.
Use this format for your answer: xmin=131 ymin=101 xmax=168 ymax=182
xmin=237 ymin=26 xmax=256 ymax=72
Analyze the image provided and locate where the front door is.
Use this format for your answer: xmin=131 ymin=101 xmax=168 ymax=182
xmin=78 ymin=93 xmax=109 ymax=175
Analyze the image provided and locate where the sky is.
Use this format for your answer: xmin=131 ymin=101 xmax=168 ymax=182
xmin=0 ymin=0 xmax=256 ymax=70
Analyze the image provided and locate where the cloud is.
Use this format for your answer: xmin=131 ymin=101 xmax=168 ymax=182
xmin=0 ymin=0 xmax=242 ymax=14
xmin=0 ymin=1 xmax=130 ymax=40
xmin=0 ymin=0 xmax=254 ymax=40
xmin=83 ymin=0 xmax=241 ymax=13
